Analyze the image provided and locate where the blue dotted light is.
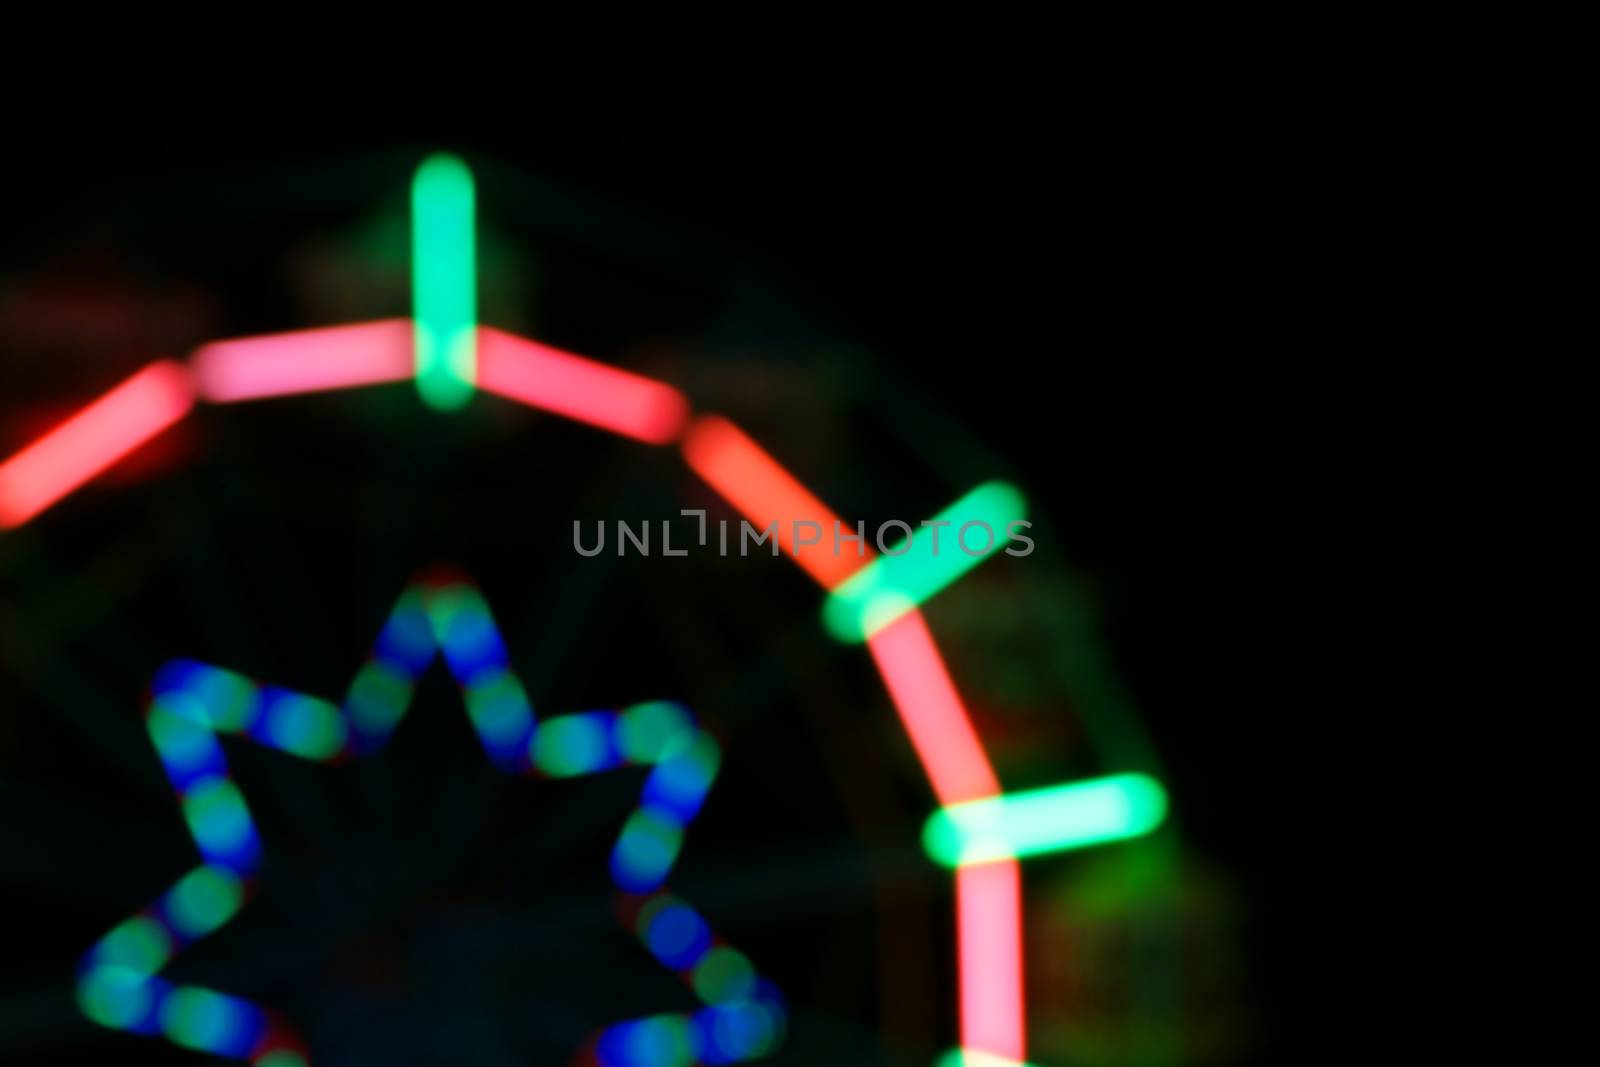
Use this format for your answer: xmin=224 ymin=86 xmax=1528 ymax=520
xmin=641 ymin=898 xmax=713 ymax=970
xmin=82 ymin=574 xmax=783 ymax=1065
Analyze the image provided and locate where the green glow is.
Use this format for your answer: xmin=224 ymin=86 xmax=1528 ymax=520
xmin=617 ymin=701 xmax=693 ymax=762
xmin=712 ymin=1000 xmax=781 ymax=1057
xmin=692 ymin=946 xmax=757 ymax=1003
xmin=79 ymin=967 xmax=152 ymax=1028
xmin=635 ymin=894 xmax=674 ymax=940
xmin=386 ymin=589 xmax=436 ymax=660
xmin=923 ymin=773 xmax=1168 ymax=867
xmin=267 ymin=693 xmax=346 ymax=758
xmin=466 ymin=668 xmax=533 ymax=746
xmin=654 ymin=732 xmax=720 ymax=803
xmin=150 ymin=689 xmax=211 ymax=730
xmin=189 ymin=667 xmax=258 ymax=731
xmin=823 ymin=481 xmax=1027 ymax=643
xmin=159 ymin=987 xmax=238 ymax=1052
xmin=424 ymin=583 xmax=489 ymax=646
xmin=167 ymin=864 xmax=244 ymax=938
xmin=182 ymin=777 xmax=253 ymax=852
xmin=636 ymin=894 xmax=703 ymax=956
xmin=615 ymin=807 xmax=685 ymax=877
xmin=934 ymin=1051 xmax=1039 ymax=1067
xmin=626 ymin=1015 xmax=698 ymax=1066
xmin=345 ymin=659 xmax=412 ymax=736
xmin=532 ymin=713 xmax=609 ymax=776
xmin=256 ymin=1053 xmax=310 ymax=1067
xmin=147 ymin=704 xmax=215 ymax=768
xmin=98 ymin=916 xmax=171 ymax=973
xmin=411 ymin=153 xmax=476 ymax=411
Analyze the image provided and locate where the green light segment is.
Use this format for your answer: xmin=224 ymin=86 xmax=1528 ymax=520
xmin=466 ymin=668 xmax=533 ymax=748
xmin=267 ymin=694 xmax=346 ymax=759
xmin=182 ymin=777 xmax=254 ymax=853
xmin=167 ymin=864 xmax=245 ymax=938
xmin=617 ymin=701 xmax=694 ymax=762
xmin=822 ymin=481 xmax=1027 ymax=643
xmin=624 ymin=1015 xmax=699 ymax=1066
xmin=615 ymin=806 xmax=685 ymax=875
xmin=79 ymin=967 xmax=153 ymax=1028
xmin=934 ymin=1051 xmax=1040 ymax=1067
xmin=159 ymin=987 xmax=240 ymax=1052
xmin=411 ymin=153 xmax=476 ymax=411
xmin=532 ymin=713 xmax=610 ymax=776
xmin=922 ymin=773 xmax=1168 ymax=868
xmin=147 ymin=702 xmax=217 ymax=768
xmin=711 ymin=1000 xmax=782 ymax=1058
xmin=256 ymin=1053 xmax=310 ymax=1067
xmin=187 ymin=667 xmax=259 ymax=731
xmin=691 ymin=946 xmax=757 ymax=1003
xmin=98 ymin=916 xmax=172 ymax=974
xmin=423 ymin=583 xmax=489 ymax=646
xmin=345 ymin=659 xmax=412 ymax=737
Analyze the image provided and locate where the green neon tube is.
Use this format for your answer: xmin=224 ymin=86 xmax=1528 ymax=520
xmin=822 ymin=481 xmax=1027 ymax=643
xmin=934 ymin=1051 xmax=1039 ymax=1067
xmin=411 ymin=153 xmax=476 ymax=411
xmin=923 ymin=773 xmax=1168 ymax=868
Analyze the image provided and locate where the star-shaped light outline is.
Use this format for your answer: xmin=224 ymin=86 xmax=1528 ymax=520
xmin=76 ymin=572 xmax=786 ymax=1067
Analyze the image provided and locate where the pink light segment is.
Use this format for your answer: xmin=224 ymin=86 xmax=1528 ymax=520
xmin=959 ymin=859 xmax=1026 ymax=1061
xmin=865 ymin=609 xmax=1001 ymax=807
xmin=0 ymin=361 xmax=195 ymax=529
xmin=477 ymin=327 xmax=689 ymax=444
xmin=190 ymin=320 xmax=414 ymax=402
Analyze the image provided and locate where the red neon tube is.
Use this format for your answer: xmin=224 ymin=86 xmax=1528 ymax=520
xmin=0 ymin=361 xmax=195 ymax=529
xmin=681 ymin=415 xmax=873 ymax=589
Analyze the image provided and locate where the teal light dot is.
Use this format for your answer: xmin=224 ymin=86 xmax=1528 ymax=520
xmin=182 ymin=776 xmax=253 ymax=853
xmin=98 ymin=916 xmax=171 ymax=973
xmin=78 ymin=967 xmax=153 ymax=1028
xmin=150 ymin=688 xmax=211 ymax=728
xmin=189 ymin=667 xmax=259 ymax=732
xmin=425 ymin=586 xmax=490 ymax=647
xmin=265 ymin=693 xmax=345 ymax=759
xmin=160 ymin=987 xmax=242 ymax=1053
xmin=466 ymin=669 xmax=533 ymax=746
xmin=147 ymin=706 xmax=218 ymax=773
xmin=625 ymin=1015 xmax=699 ymax=1067
xmin=449 ymin=609 xmax=495 ymax=653
xmin=383 ymin=591 xmax=437 ymax=662
xmin=710 ymin=1000 xmax=781 ymax=1059
xmin=612 ymin=807 xmax=685 ymax=889
xmin=345 ymin=660 xmax=412 ymax=736
xmin=692 ymin=947 xmax=757 ymax=1003
xmin=637 ymin=897 xmax=710 ymax=966
xmin=167 ymin=864 xmax=244 ymax=938
xmin=652 ymin=734 xmax=721 ymax=806
xmin=617 ymin=702 xmax=693 ymax=763
xmin=533 ymin=714 xmax=610 ymax=776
